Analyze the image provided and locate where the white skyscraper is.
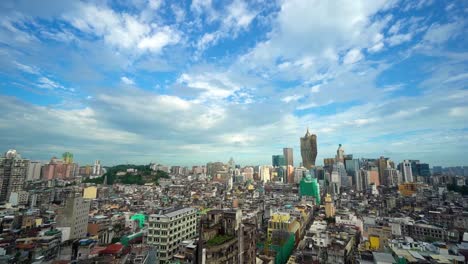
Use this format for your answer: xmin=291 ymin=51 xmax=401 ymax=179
xmin=259 ymin=165 xmax=271 ymax=183
xmin=401 ymin=160 xmax=413 ymax=183
xmin=92 ymin=160 xmax=101 ymax=176
xmin=27 ymin=161 xmax=42 ymax=181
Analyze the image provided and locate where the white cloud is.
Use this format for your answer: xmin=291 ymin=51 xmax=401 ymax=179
xmin=243 ymin=0 xmax=395 ymax=68
xmin=1 ymin=0 xmax=466 ymax=166
xmin=382 ymin=84 xmax=404 ymax=92
xmin=296 ymin=100 xmax=334 ymax=110
xmin=310 ymin=85 xmax=320 ymax=93
xmin=343 ymin=49 xmax=363 ymax=65
xmin=37 ymin=77 xmax=64 ymax=90
xmin=389 ymin=106 xmax=428 ymax=119
xmin=177 ymin=72 xmax=243 ymax=101
xmin=403 ymin=0 xmax=434 ymax=12
xmin=171 ymin=4 xmax=186 ymax=23
xmin=444 ymin=73 xmax=468 ymax=83
xmin=388 ymin=20 xmax=402 ymax=34
xmin=0 ymin=17 xmax=38 ymax=44
xmin=387 ymin=33 xmax=412 ymax=46
xmin=191 ymin=0 xmax=214 ymax=16
xmin=449 ymin=107 xmax=468 ymax=117
xmin=368 ymin=42 xmax=384 ymax=53
xmin=220 ymin=132 xmax=256 ymax=146
xmin=423 ymin=22 xmax=460 ymax=44
xmin=0 ymin=97 xmax=141 ymax=147
xmin=196 ymin=32 xmax=222 ymax=52
xmin=346 ymin=118 xmax=377 ymax=126
xmin=137 ymin=26 xmax=181 ymax=53
xmin=296 ymin=102 xmax=318 ymax=110
xmin=121 ymin=76 xmax=135 ymax=85
xmin=194 ymin=106 xmax=226 ymax=129
xmin=148 ymin=0 xmax=163 ymax=10
xmin=282 ymin=94 xmax=303 ymax=103
xmin=13 ymin=61 xmax=39 ymax=74
xmin=194 ymin=0 xmax=258 ymax=53
xmin=63 ymin=2 xmax=180 ymax=53
xmin=223 ymin=0 xmax=256 ymax=31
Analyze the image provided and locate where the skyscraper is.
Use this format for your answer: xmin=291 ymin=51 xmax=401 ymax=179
xmin=377 ymin=156 xmax=390 ymax=185
xmin=283 ymin=148 xmax=294 ymax=167
xmin=92 ymin=160 xmax=101 ymax=176
xmin=27 ymin=161 xmax=42 ymax=181
xmin=56 ymin=196 xmax=91 ymax=240
xmin=325 ymin=193 xmax=335 ymax=218
xmin=272 ymin=155 xmax=286 ymax=167
xmin=259 ymin=165 xmax=271 ymax=183
xmin=62 ymin=152 xmax=74 ymax=164
xmin=0 ymin=150 xmax=29 ymax=203
xmin=300 ymin=129 xmax=317 ymax=169
xmin=42 ymin=157 xmax=76 ymax=180
xmin=416 ymin=163 xmax=431 ymax=177
xmin=345 ymin=158 xmax=360 ymax=177
xmin=400 ymin=160 xmax=413 ymax=183
xmin=336 ymin=144 xmax=345 ymax=163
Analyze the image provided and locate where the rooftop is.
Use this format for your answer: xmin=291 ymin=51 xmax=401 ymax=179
xmin=150 ymin=207 xmax=196 ymax=218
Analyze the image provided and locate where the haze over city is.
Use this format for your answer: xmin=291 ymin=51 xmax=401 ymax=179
xmin=0 ymin=0 xmax=467 ymax=166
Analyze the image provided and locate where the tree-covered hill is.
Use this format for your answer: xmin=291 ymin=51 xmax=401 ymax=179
xmin=83 ymin=164 xmax=169 ymax=185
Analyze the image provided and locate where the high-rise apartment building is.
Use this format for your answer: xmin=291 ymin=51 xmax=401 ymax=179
xmin=0 ymin=150 xmax=29 ymax=203
xmin=242 ymin=166 xmax=254 ymax=180
xmin=345 ymin=158 xmax=360 ymax=178
xmin=27 ymin=161 xmax=42 ymax=181
xmin=147 ymin=207 xmax=197 ymax=263
xmin=286 ymin=165 xmax=295 ymax=184
xmin=354 ymin=170 xmax=364 ymax=191
xmin=171 ymin=166 xmax=182 ymax=174
xmin=325 ymin=193 xmax=335 ymax=218
xmin=42 ymin=157 xmax=78 ymax=180
xmin=377 ymin=156 xmax=390 ymax=185
xmin=323 ymin=158 xmax=335 ymax=174
xmin=206 ymin=162 xmax=227 ymax=178
xmin=400 ymin=160 xmax=413 ymax=183
xmin=416 ymin=163 xmax=431 ymax=177
xmin=409 ymin=160 xmax=420 ymax=177
xmin=92 ymin=160 xmax=101 ymax=176
xmin=192 ymin=166 xmax=204 ymax=175
xmin=272 ymin=155 xmax=286 ymax=167
xmin=330 ymin=170 xmax=341 ymax=194
xmin=294 ymin=167 xmax=308 ymax=183
xmin=383 ymin=168 xmax=400 ymax=187
xmin=283 ymin=148 xmax=294 ymax=167
xmin=62 ymin=152 xmax=74 ymax=164
xmin=368 ymin=169 xmax=380 ymax=186
xmin=336 ymin=163 xmax=349 ymax=188
xmin=56 ymin=196 xmax=91 ymax=240
xmin=259 ymin=165 xmax=272 ymax=183
xmin=300 ymin=129 xmax=318 ymax=169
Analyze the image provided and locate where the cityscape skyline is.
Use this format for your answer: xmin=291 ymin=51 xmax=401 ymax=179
xmin=0 ymin=1 xmax=467 ymax=263
xmin=5 ymin=138 xmax=468 ymax=168
xmin=0 ymin=0 xmax=467 ymax=166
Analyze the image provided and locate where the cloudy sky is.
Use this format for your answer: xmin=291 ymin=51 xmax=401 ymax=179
xmin=0 ymin=0 xmax=467 ymax=167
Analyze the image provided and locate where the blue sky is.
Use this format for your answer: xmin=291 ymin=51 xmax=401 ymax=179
xmin=0 ymin=0 xmax=467 ymax=166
